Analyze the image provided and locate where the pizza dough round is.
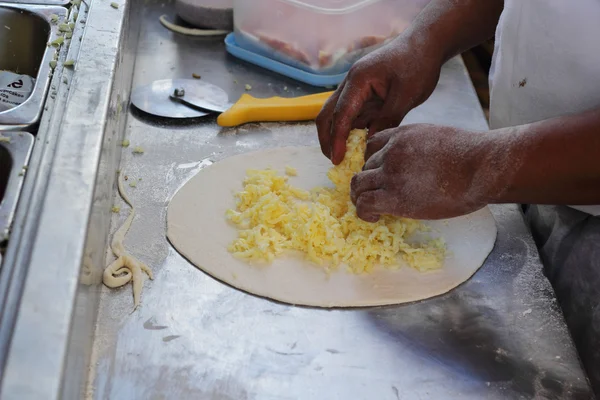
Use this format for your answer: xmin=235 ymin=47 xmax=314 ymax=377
xmin=167 ymin=146 xmax=497 ymax=307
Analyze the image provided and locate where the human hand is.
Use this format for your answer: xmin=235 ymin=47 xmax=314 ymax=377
xmin=317 ymin=36 xmax=444 ymax=165
xmin=350 ymin=124 xmax=494 ymax=221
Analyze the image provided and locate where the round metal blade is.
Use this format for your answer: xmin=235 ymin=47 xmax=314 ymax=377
xmin=130 ymin=79 xmax=229 ymax=118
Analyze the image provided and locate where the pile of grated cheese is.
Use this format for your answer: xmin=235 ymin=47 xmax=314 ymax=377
xmin=226 ymin=129 xmax=446 ymax=274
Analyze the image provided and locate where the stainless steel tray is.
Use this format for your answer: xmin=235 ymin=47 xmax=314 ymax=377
xmin=0 ymin=3 xmax=68 ymax=130
xmin=0 ymin=132 xmax=34 ymax=241
xmin=1 ymin=0 xmax=70 ymax=6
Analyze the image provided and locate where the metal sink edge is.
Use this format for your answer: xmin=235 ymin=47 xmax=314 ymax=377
xmin=0 ymin=0 xmax=138 ymax=398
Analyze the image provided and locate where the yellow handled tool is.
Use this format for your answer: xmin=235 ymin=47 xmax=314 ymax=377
xmin=130 ymin=79 xmax=334 ymax=125
xmin=217 ymin=91 xmax=334 ymax=127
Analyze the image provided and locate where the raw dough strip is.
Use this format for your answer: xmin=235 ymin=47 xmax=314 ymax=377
xmin=159 ymin=15 xmax=229 ymax=36
xmin=103 ymin=173 xmax=154 ymax=309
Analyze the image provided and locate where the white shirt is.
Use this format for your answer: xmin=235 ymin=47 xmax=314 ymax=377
xmin=489 ymin=0 xmax=600 ymax=215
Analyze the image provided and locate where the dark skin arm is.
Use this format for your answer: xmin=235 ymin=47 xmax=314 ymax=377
xmin=490 ymin=108 xmax=600 ymax=205
xmin=351 ymin=109 xmax=600 ymax=221
xmin=319 ymin=0 xmax=600 ymax=221
xmin=317 ymin=0 xmax=504 ymax=165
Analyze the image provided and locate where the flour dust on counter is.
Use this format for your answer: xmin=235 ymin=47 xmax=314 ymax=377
xmin=167 ymin=130 xmax=497 ymax=307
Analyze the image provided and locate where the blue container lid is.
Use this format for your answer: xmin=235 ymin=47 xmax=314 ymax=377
xmin=224 ymin=33 xmax=346 ymax=88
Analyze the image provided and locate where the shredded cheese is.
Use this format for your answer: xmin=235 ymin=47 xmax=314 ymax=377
xmin=285 ymin=166 xmax=297 ymax=176
xmin=226 ymin=129 xmax=445 ymax=273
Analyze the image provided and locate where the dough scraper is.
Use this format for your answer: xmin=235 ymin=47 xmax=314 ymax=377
xmin=130 ymin=78 xmax=333 ymax=127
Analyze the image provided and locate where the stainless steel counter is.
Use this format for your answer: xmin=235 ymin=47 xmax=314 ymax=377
xmin=0 ymin=1 xmax=595 ymax=399
xmin=87 ymin=3 xmax=593 ymax=400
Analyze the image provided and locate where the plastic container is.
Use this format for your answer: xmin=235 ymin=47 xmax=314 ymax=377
xmin=176 ymin=0 xmax=233 ymax=30
xmin=225 ymin=33 xmax=346 ymax=87
xmin=233 ymin=0 xmax=430 ymax=75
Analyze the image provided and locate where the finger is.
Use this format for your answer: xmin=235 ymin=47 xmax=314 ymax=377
xmin=363 ymin=147 xmax=385 ymax=171
xmin=368 ymin=118 xmax=400 ymax=137
xmin=367 ymin=80 xmax=406 ymax=135
xmin=316 ymin=84 xmax=344 ymax=159
xmin=355 ymin=189 xmax=388 ymax=223
xmin=331 ymin=79 xmax=373 ymax=165
xmin=353 ymin=110 xmax=376 ymax=130
xmin=350 ymin=168 xmax=384 ymax=205
xmin=353 ymin=115 xmax=370 ymax=130
xmin=352 ymin=99 xmax=384 ymax=129
xmin=365 ymin=129 xmax=395 ymax=162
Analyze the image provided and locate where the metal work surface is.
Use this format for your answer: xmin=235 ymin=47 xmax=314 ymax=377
xmin=88 ymin=3 xmax=593 ymax=400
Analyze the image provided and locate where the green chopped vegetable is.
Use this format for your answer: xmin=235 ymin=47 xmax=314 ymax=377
xmin=111 ymin=206 xmax=121 ymax=213
xmin=0 ymin=136 xmax=11 ymax=143
xmin=129 ymin=181 xmax=137 ymax=188
xmin=65 ymin=32 xmax=73 ymax=39
xmin=50 ymin=37 xmax=64 ymax=47
xmin=64 ymin=59 xmax=75 ymax=67
xmin=73 ymin=12 xmax=78 ymax=20
xmin=110 ymin=2 xmax=119 ymax=9
xmin=50 ymin=14 xmax=59 ymax=23
xmin=192 ymin=73 xmax=201 ymax=79
xmin=58 ymin=23 xmax=71 ymax=32
xmin=69 ymin=22 xmax=75 ymax=30
xmin=71 ymin=0 xmax=81 ymax=6
xmin=18 ymin=172 xmax=24 ymax=177
xmin=121 ymin=139 xmax=130 ymax=147
xmin=22 ymin=166 xmax=28 ymax=170
xmin=49 ymin=60 xmax=57 ymax=69
xmin=132 ymin=146 xmax=144 ymax=154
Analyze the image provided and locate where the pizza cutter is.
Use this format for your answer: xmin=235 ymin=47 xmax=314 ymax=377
xmin=130 ymin=79 xmax=333 ymax=127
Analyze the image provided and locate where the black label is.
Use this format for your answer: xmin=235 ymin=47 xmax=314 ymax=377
xmin=7 ymin=79 xmax=23 ymax=89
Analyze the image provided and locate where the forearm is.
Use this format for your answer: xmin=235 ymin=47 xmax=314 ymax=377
xmin=401 ymin=0 xmax=504 ymax=63
xmin=485 ymin=108 xmax=600 ymax=205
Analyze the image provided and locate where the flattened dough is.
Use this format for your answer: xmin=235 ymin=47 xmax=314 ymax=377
xmin=167 ymin=146 xmax=497 ymax=307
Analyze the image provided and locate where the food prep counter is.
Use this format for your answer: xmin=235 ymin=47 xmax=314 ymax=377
xmin=0 ymin=0 xmax=594 ymax=399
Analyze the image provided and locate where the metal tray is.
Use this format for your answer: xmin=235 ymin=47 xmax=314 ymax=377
xmin=0 ymin=0 xmax=70 ymax=6
xmin=0 ymin=3 xmax=67 ymax=130
xmin=0 ymin=132 xmax=34 ymax=242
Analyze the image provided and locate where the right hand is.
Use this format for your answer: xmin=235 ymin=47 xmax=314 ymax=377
xmin=317 ymin=36 xmax=444 ymax=164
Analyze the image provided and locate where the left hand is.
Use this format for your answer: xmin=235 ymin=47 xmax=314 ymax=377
xmin=351 ymin=124 xmax=494 ymax=221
